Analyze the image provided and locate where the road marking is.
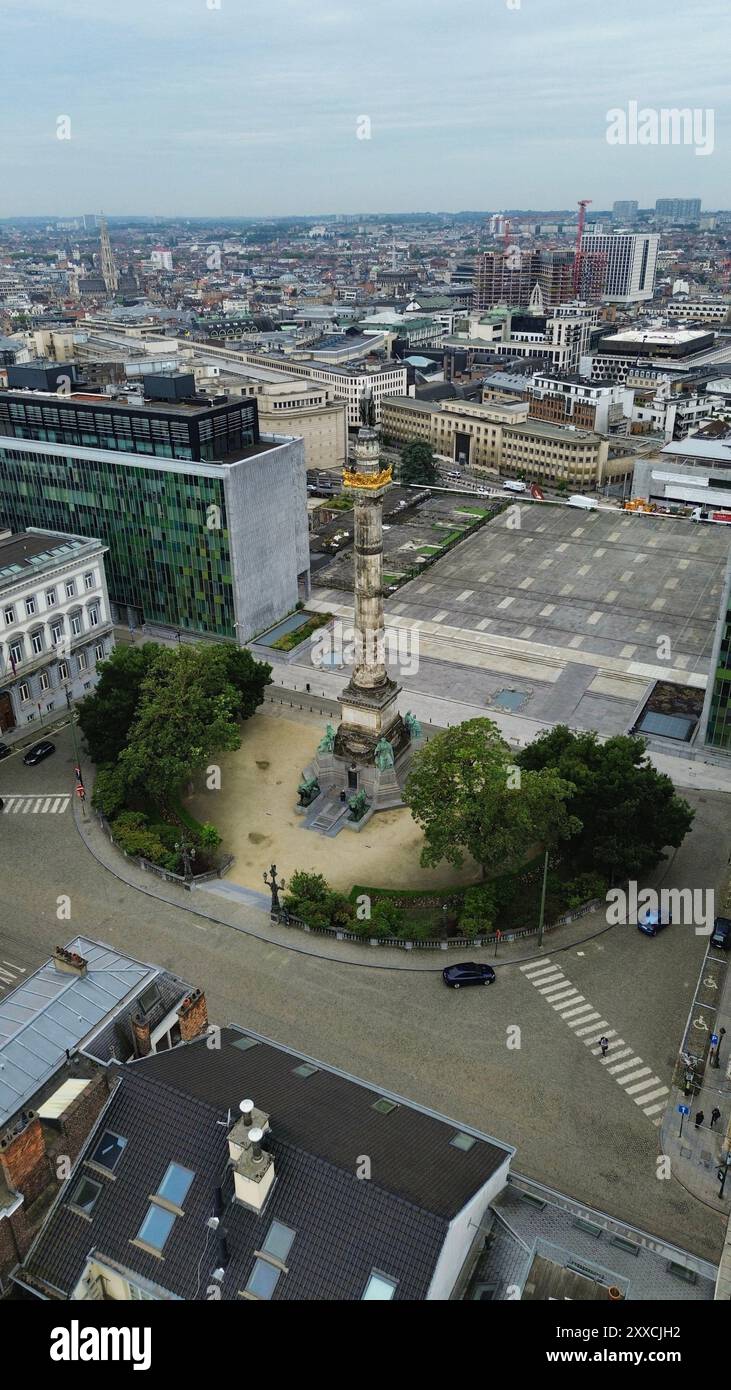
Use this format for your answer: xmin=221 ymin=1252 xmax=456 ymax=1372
xmin=1 ymin=794 xmax=71 ymax=814
xmin=523 ymin=965 xmax=669 ymax=1127
xmin=3 ymin=960 xmax=25 ymax=972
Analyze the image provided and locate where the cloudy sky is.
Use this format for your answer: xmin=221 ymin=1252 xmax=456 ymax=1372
xmin=2 ymin=0 xmax=728 ymax=216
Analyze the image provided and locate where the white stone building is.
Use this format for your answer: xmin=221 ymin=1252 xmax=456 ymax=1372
xmin=0 ymin=528 xmax=114 ymax=736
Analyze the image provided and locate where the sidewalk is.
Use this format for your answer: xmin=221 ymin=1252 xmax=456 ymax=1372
xmin=71 ymin=779 xmax=615 ymax=973
xmin=660 ymin=956 xmax=731 ymax=1217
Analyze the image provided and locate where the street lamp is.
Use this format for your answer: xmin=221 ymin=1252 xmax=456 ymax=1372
xmin=175 ymin=836 xmax=197 ymax=883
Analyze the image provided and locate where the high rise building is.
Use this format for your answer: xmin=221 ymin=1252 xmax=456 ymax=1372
xmin=473 ymin=250 xmax=578 ymax=311
xmin=0 ymin=384 xmax=309 ymax=642
xmin=612 ymin=200 xmax=639 ymax=222
xmin=655 ymin=198 xmax=701 ymax=222
xmin=580 ymin=232 xmax=659 ymax=303
xmin=98 ymin=215 xmax=119 ymax=293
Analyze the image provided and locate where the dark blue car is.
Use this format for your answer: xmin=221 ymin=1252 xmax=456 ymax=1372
xmin=442 ymin=961 xmax=496 ymax=989
xmin=637 ymin=909 xmax=671 ymax=937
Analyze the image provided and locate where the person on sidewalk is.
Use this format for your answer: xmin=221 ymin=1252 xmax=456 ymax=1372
xmin=695 ymin=1110 xmax=705 ymax=1129
xmin=710 ymin=1107 xmax=722 ymax=1129
xmin=598 ymin=1036 xmax=609 ymax=1057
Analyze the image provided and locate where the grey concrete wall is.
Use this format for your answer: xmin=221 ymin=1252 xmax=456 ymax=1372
xmin=225 ymin=435 xmax=309 ymax=641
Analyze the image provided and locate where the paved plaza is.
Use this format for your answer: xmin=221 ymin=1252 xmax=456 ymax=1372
xmin=311 ymin=503 xmax=730 ymax=739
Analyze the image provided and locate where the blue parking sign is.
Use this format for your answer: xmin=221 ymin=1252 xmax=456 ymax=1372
xmin=678 ymin=1105 xmax=690 ymax=1116
xmin=711 ymin=1034 xmax=719 ymax=1046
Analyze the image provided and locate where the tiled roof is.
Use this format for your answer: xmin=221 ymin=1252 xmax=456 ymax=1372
xmin=21 ymin=1029 xmax=511 ymax=1301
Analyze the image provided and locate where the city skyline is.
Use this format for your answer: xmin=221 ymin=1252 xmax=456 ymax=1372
xmin=1 ymin=0 xmax=728 ymax=217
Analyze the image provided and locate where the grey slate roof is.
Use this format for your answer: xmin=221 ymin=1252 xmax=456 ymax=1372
xmin=21 ymin=1029 xmax=511 ymax=1301
xmin=0 ymin=938 xmax=159 ymax=1128
xmin=83 ymin=970 xmax=191 ymax=1065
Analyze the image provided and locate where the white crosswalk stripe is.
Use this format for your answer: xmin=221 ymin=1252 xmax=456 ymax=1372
xmin=0 ymin=959 xmax=27 ymax=994
xmin=522 ymin=957 xmax=669 ymax=1126
xmin=1 ymin=794 xmax=70 ymax=814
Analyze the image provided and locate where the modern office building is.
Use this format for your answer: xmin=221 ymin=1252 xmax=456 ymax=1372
xmin=612 ymin=200 xmax=639 ymax=222
xmin=0 ymin=527 xmax=113 ymax=734
xmin=473 ymin=251 xmax=578 ymax=311
xmin=655 ymin=198 xmax=701 ymax=223
xmin=0 ymin=384 xmax=309 ymax=643
xmin=580 ymin=232 xmax=659 ymax=303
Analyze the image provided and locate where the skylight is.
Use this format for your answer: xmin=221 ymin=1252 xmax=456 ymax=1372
xmin=261 ymin=1221 xmax=296 ymax=1263
xmin=450 ymin=1131 xmax=476 ymax=1152
xmin=372 ymin=1097 xmax=398 ymax=1115
xmin=136 ymin=1204 xmax=176 ymax=1253
xmin=362 ymin=1271 xmax=398 ymax=1300
xmin=69 ymin=1176 xmax=102 ymax=1215
xmin=91 ymin=1131 xmax=127 ymax=1172
xmin=156 ymin=1162 xmax=194 ymax=1208
xmin=245 ymin=1259 xmax=282 ymax=1300
xmin=292 ymin=1063 xmax=318 ymax=1078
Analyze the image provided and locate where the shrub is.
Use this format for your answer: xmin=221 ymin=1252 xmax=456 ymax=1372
xmin=370 ymin=899 xmax=404 ymax=938
xmin=561 ymin=871 xmax=608 ymax=910
xmin=92 ymin=764 xmax=129 ymax=818
xmin=112 ymin=821 xmax=173 ymax=868
xmin=199 ymin=822 xmax=222 ymax=852
xmin=459 ymin=884 xmax=497 ymax=939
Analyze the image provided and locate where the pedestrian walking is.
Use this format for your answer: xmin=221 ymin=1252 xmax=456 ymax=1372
xmin=695 ymin=1110 xmax=704 ymax=1130
xmin=599 ymin=1036 xmax=609 ymax=1057
xmin=710 ymin=1107 xmax=722 ymax=1129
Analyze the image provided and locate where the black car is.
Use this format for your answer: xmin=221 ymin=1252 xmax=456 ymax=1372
xmin=22 ymin=740 xmax=56 ymax=766
xmin=0 ymin=742 xmax=10 ymax=760
xmin=637 ymin=909 xmax=671 ymax=937
xmin=442 ymin=961 xmax=496 ymax=989
xmin=710 ymin=917 xmax=731 ymax=950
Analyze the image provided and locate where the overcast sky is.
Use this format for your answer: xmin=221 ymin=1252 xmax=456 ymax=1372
xmin=2 ymin=0 xmax=728 ymax=217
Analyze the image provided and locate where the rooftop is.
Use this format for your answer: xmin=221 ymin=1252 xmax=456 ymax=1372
xmin=0 ymin=529 xmax=104 ymax=589
xmin=0 ymin=938 xmax=163 ymax=1129
xmin=20 ymin=1027 xmax=512 ymax=1301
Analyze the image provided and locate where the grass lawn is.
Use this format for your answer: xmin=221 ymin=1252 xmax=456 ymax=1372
xmin=271 ymin=611 xmax=332 ymax=651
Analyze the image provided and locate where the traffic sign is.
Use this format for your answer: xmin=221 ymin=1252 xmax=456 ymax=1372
xmin=75 ymin=785 xmax=85 ymax=799
xmin=678 ymin=1105 xmax=690 ymax=1116
xmin=711 ymin=1034 xmax=719 ymax=1046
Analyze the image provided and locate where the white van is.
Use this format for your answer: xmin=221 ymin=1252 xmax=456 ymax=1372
xmin=503 ymin=479 xmax=527 ymax=494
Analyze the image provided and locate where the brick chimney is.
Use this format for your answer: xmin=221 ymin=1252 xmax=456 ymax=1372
xmin=0 ymin=1113 xmax=53 ymax=1206
xmin=176 ymin=988 xmax=208 ymax=1042
xmin=53 ymin=945 xmax=88 ymax=978
xmin=132 ymin=1013 xmax=152 ymax=1058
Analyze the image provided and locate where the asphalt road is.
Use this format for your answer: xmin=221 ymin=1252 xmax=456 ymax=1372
xmin=1 ymin=724 xmax=728 ymax=1262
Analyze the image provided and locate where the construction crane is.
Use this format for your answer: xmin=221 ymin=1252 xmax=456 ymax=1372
xmin=573 ymin=198 xmax=592 ymax=294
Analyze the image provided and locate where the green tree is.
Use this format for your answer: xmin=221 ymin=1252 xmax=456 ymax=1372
xmin=219 ymin=644 xmax=272 ymax=719
xmin=399 ymin=440 xmax=439 ymax=486
xmin=77 ymin=643 xmax=162 ymax=764
xmin=517 ymin=726 xmax=694 ymax=880
xmin=459 ymin=884 xmax=498 ymax=938
xmin=405 ymin=718 xmax=580 ymax=877
xmin=117 ymin=644 xmax=243 ymax=801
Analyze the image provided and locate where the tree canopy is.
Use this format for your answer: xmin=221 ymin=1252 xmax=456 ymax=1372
xmin=404 ymin=718 xmax=580 ymax=875
xmin=517 ymin=725 xmax=694 ymax=879
xmin=399 ymin=440 xmax=439 ymax=486
xmin=77 ymin=642 xmax=162 ymax=765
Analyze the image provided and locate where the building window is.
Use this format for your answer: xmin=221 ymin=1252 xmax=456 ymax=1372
xmin=9 ymin=640 xmax=23 ymax=666
xmin=128 ymin=1283 xmax=155 ymax=1301
xmin=51 ymin=620 xmax=64 ymax=644
xmin=89 ymin=605 xmax=99 ymax=627
xmin=244 ymin=1259 xmax=282 ymax=1300
xmin=91 ymin=1131 xmax=127 ymax=1173
xmin=25 ymin=597 xmax=36 ymax=617
xmin=84 ymin=572 xmax=95 ymax=590
xmin=19 ymin=681 xmax=30 ymax=702
xmin=65 ymin=580 xmax=76 ymax=599
xmin=69 ymin=1176 xmax=102 ymax=1216
xmin=155 ymin=1163 xmax=195 ymax=1210
xmin=39 ymin=671 xmax=50 ymax=692
xmin=31 ymin=630 xmax=44 ymax=655
xmin=70 ymin=613 xmax=82 ymax=637
xmin=46 ymin=588 xmax=57 ymax=607
xmin=58 ymin=660 xmax=69 ymax=681
xmin=4 ymin=607 xmax=15 ymax=625
xmin=77 ymin=650 xmax=88 ymax=671
xmin=135 ymin=1204 xmax=176 ymax=1254
xmin=362 ymin=1271 xmax=398 ymax=1300
xmin=261 ymin=1221 xmax=296 ymax=1263
xmin=95 ymin=643 xmax=105 ymax=662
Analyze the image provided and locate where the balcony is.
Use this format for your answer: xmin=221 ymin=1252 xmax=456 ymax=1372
xmin=0 ymin=621 xmax=114 ymax=684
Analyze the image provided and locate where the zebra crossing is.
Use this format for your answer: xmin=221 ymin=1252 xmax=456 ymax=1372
xmin=0 ymin=958 xmax=28 ymax=994
xmin=520 ymin=957 xmax=669 ymax=1127
xmin=1 ymin=794 xmax=70 ymax=814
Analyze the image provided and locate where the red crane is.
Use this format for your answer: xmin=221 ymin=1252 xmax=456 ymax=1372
xmin=573 ymin=198 xmax=592 ymax=293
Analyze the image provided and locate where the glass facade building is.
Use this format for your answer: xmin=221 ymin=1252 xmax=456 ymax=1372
xmin=0 ymin=443 xmax=235 ymax=637
xmin=0 ymin=391 xmax=259 ymax=463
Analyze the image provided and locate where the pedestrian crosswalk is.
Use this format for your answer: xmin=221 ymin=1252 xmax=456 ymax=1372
xmin=520 ymin=957 xmax=669 ymax=1127
xmin=1 ymin=795 xmax=71 ymax=814
xmin=0 ymin=958 xmax=27 ymax=994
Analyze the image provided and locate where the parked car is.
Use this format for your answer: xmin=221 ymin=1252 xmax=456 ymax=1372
xmin=22 ymin=740 xmax=56 ymax=766
xmin=0 ymin=742 xmax=11 ymax=760
xmin=710 ymin=917 xmax=731 ymax=950
xmin=637 ymin=909 xmax=671 ymax=937
xmin=442 ymin=961 xmax=496 ymax=989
